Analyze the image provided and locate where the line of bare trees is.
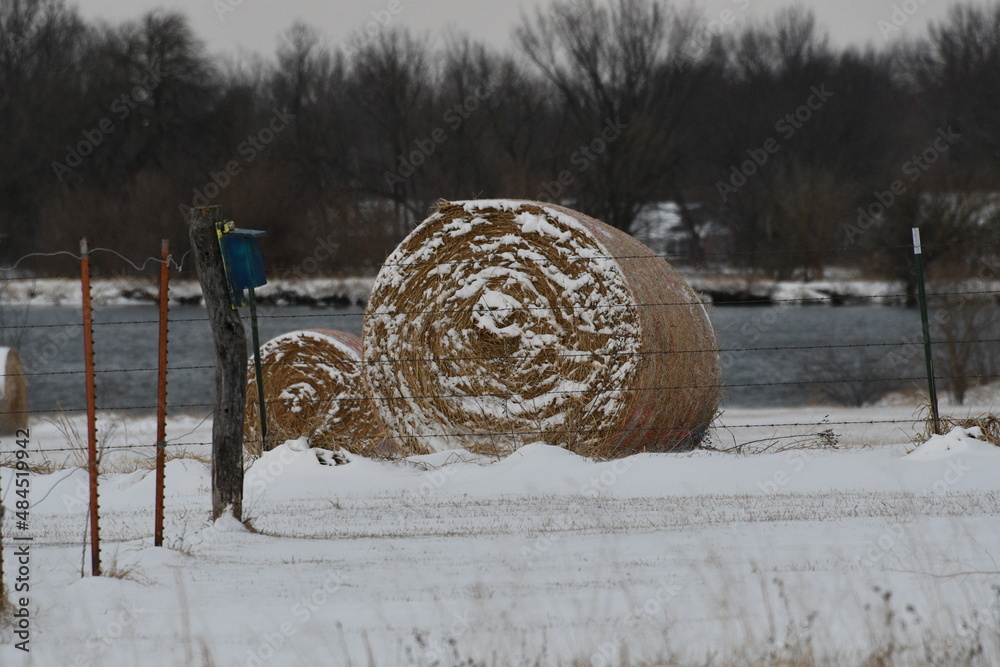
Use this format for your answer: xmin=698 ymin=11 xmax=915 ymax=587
xmin=1 ymin=0 xmax=998 ymax=278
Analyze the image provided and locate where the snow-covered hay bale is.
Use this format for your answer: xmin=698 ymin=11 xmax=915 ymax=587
xmin=0 ymin=347 xmax=28 ymax=434
xmin=244 ymin=329 xmax=396 ymax=457
xmin=363 ymin=200 xmax=720 ymax=458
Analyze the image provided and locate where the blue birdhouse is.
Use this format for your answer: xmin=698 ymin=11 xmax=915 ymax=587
xmin=216 ymin=221 xmax=267 ymax=308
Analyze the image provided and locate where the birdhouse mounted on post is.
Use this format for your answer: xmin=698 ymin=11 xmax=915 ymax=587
xmin=215 ymin=219 xmax=270 ymax=449
xmin=216 ymin=221 xmax=267 ymax=308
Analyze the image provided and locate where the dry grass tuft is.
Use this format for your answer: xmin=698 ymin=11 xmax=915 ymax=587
xmin=935 ymin=413 xmax=1000 ymax=446
xmin=364 ymin=200 xmax=721 ymax=458
xmin=130 ymin=450 xmax=212 ymax=471
xmin=42 ymin=408 xmax=88 ymax=468
xmin=244 ymin=329 xmax=402 ymax=458
xmin=0 ymin=590 xmax=13 ymax=625
xmin=101 ymin=557 xmax=151 ymax=584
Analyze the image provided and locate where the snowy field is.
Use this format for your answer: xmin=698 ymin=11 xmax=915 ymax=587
xmin=1 ymin=397 xmax=999 ymax=666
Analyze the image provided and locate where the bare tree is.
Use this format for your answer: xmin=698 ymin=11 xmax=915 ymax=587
xmin=271 ymin=22 xmax=347 ymax=169
xmin=936 ymin=296 xmax=999 ymax=405
xmin=516 ymin=0 xmax=704 ymax=231
xmin=345 ymin=28 xmax=438 ymax=226
xmin=90 ymin=10 xmax=217 ymax=174
xmin=876 ymin=185 xmax=996 ymax=306
xmin=725 ymin=6 xmax=829 ymax=79
xmin=0 ymin=0 xmax=89 ymax=263
xmin=431 ymin=35 xmax=557 ymax=199
xmin=805 ymin=348 xmax=912 ymax=407
xmin=909 ymin=3 xmax=1000 ymax=174
xmin=710 ymin=10 xmax=905 ymax=278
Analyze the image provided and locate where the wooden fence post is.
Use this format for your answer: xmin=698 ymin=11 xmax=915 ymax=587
xmin=187 ymin=206 xmax=246 ymax=521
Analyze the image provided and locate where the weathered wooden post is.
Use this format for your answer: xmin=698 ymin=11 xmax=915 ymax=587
xmin=216 ymin=223 xmax=269 ymax=451
xmin=187 ymin=206 xmax=246 ymax=521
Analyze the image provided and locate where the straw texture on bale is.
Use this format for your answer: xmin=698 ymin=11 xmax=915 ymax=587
xmin=363 ymin=199 xmax=720 ymax=458
xmin=244 ymin=329 xmax=395 ymax=457
xmin=0 ymin=347 xmax=28 ymax=434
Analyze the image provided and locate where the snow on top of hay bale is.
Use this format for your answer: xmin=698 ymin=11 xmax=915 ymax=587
xmin=364 ymin=200 xmax=720 ymax=458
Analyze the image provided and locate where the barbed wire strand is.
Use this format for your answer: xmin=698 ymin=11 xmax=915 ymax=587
xmin=1 ymin=287 xmax=999 ymax=334
xmin=5 ymin=369 xmax=998 ymax=418
xmin=1 ymin=238 xmax=997 ymax=280
xmin=5 ymin=334 xmax=1000 ymax=381
xmin=4 ymin=414 xmax=953 ymax=456
xmin=0 ymin=247 xmax=196 ymax=275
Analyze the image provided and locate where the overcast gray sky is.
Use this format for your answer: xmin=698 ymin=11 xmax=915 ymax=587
xmin=72 ymin=0 xmax=955 ymax=57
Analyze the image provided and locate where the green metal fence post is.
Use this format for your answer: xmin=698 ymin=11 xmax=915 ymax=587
xmin=912 ymin=227 xmax=940 ymax=435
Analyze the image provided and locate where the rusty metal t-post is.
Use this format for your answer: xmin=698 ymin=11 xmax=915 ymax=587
xmin=80 ymin=238 xmax=100 ymax=575
xmin=154 ymin=239 xmax=170 ymax=545
xmin=187 ymin=207 xmax=246 ymax=521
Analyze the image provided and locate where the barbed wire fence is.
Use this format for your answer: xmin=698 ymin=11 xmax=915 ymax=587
xmin=0 ymin=241 xmax=998 ymax=445
xmin=0 ymin=239 xmax=997 ymax=564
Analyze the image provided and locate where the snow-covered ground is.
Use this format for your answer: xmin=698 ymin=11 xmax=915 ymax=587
xmin=2 ymin=400 xmax=999 ymax=666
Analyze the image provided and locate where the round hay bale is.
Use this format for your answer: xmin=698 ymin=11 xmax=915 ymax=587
xmin=244 ymin=329 xmax=397 ymax=457
xmin=0 ymin=347 xmax=28 ymax=434
xmin=363 ymin=199 xmax=720 ymax=458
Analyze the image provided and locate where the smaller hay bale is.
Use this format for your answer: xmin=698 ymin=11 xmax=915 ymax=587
xmin=244 ymin=329 xmax=397 ymax=457
xmin=0 ymin=347 xmax=28 ymax=434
